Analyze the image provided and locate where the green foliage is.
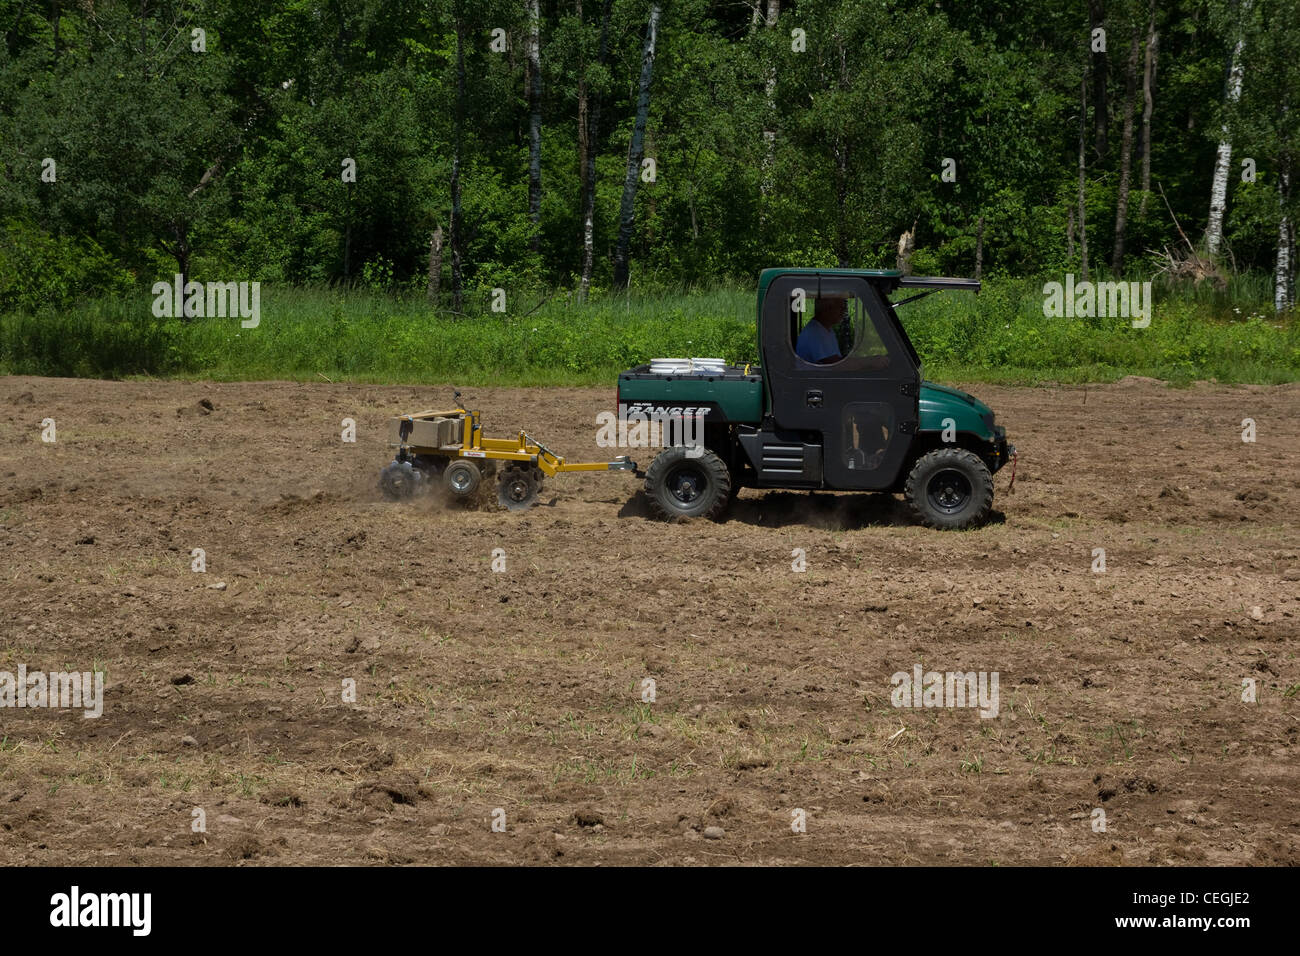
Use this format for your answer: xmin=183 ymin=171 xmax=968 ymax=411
xmin=0 ymin=0 xmax=1295 ymax=297
xmin=1 ymin=282 xmax=1294 ymax=386
xmin=0 ymin=0 xmax=1296 ymax=385
xmin=0 ymin=220 xmax=134 ymax=313
xmin=0 ymin=306 xmax=174 ymax=378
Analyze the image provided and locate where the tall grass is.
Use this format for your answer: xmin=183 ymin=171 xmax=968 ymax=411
xmin=1 ymin=277 xmax=1296 ymax=386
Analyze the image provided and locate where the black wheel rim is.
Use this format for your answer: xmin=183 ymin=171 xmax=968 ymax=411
xmin=382 ymin=463 xmax=415 ymax=497
xmin=666 ymin=464 xmax=706 ymax=507
xmin=927 ymin=468 xmax=972 ymax=514
xmin=504 ymin=477 xmax=531 ymax=502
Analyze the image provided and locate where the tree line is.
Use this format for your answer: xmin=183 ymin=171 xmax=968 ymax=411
xmin=0 ymin=0 xmax=1295 ymax=314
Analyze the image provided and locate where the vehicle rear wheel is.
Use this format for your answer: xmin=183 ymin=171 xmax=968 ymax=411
xmin=904 ymin=448 xmax=994 ymax=530
xmin=645 ymin=446 xmax=731 ymax=521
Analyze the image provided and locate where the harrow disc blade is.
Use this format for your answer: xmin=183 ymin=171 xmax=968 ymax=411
xmin=497 ymin=467 xmax=542 ymax=511
xmin=379 ymin=460 xmax=421 ymax=500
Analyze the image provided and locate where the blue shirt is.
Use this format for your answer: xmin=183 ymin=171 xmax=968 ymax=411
xmin=796 ymin=320 xmax=840 ymax=363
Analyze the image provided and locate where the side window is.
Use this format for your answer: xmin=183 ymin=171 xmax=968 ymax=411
xmin=792 ymin=294 xmax=864 ymax=366
xmin=847 ymin=305 xmax=890 ymax=364
xmin=842 ymin=402 xmax=894 ymax=471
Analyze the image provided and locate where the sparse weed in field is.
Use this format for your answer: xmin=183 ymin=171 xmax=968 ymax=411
xmin=1102 ymin=720 xmax=1144 ymax=761
xmin=232 ymin=772 xmax=262 ymax=796
xmin=1028 ymin=745 xmax=1078 ymax=766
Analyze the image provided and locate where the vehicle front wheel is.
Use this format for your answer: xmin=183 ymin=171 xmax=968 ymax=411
xmin=904 ymin=448 xmax=994 ymax=530
xmin=442 ymin=459 xmax=482 ymax=498
xmin=644 ymin=446 xmax=731 ymax=521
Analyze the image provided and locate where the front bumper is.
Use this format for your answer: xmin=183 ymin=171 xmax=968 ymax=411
xmin=990 ymin=426 xmax=1014 ymax=474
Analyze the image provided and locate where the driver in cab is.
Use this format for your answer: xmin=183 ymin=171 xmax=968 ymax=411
xmin=795 ymin=298 xmax=846 ymax=364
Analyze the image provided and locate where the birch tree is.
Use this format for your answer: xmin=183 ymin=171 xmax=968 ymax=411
xmin=1277 ymin=163 xmax=1293 ymax=311
xmin=1206 ymin=0 xmax=1251 ymax=257
xmin=612 ymin=2 xmax=661 ymax=290
xmin=526 ymin=0 xmax=542 ymax=252
xmin=578 ymin=0 xmax=613 ymax=302
xmin=1138 ymin=1 xmax=1157 ymax=216
xmin=1112 ymin=26 xmax=1141 ymax=272
xmin=759 ymin=1 xmax=779 ymax=218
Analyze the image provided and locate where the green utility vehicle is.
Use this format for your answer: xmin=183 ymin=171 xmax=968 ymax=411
xmin=618 ymin=269 xmax=1015 ymax=529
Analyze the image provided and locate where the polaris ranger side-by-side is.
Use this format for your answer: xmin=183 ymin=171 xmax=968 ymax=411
xmin=618 ymin=269 xmax=1015 ymax=528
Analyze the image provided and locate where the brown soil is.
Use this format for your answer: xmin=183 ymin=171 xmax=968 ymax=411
xmin=1 ymin=375 xmax=1297 ymax=865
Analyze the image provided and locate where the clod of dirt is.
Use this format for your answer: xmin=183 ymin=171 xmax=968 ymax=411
xmin=180 ymin=735 xmax=198 ymax=747
xmin=364 ymin=844 xmax=413 ymax=864
xmin=225 ymin=835 xmax=262 ymax=861
xmin=324 ymin=741 xmax=395 ymax=775
xmin=351 ymin=775 xmax=419 ymax=810
xmin=1158 ymin=485 xmax=1190 ymax=504
xmin=261 ymin=789 xmax=304 ymax=808
xmin=526 ymin=833 xmax=563 ymax=862
xmin=170 ymin=674 xmax=196 ymax=686
xmin=207 ymin=581 xmax=227 ymax=591
xmin=75 ymin=535 xmax=95 ymax=545
xmin=177 ymin=398 xmax=216 ymax=418
xmin=706 ymin=795 xmax=734 ymax=818
xmin=571 ymin=809 xmax=604 ymax=828
xmin=702 ymin=826 xmax=725 ymax=840
xmin=1070 ymin=842 xmax=1126 ymax=866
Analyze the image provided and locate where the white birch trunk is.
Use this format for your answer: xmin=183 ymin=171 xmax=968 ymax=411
xmin=1207 ymin=3 xmax=1251 ymax=256
xmin=1277 ymin=168 xmax=1293 ymax=313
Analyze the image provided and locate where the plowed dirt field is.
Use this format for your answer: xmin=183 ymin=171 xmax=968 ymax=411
xmin=1 ymin=375 xmax=1296 ymax=865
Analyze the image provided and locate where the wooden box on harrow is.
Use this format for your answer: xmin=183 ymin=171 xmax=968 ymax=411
xmin=387 ymin=413 xmax=464 ymax=449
